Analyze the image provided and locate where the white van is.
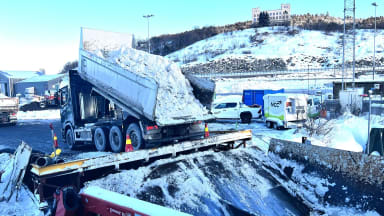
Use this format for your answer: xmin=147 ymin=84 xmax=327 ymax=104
xmin=263 ymin=93 xmax=308 ymax=129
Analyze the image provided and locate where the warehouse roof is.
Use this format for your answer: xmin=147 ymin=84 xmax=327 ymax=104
xmin=18 ymin=74 xmax=64 ymax=83
xmin=0 ymin=70 xmax=43 ymax=79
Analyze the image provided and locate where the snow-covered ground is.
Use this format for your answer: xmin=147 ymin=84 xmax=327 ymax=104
xmin=86 ymin=113 xmax=383 ymax=215
xmin=1 ymin=108 xmax=383 ymax=215
xmin=17 ymin=109 xmax=60 ymax=121
xmin=0 ymin=153 xmax=43 ymax=216
xmin=167 ymin=27 xmax=384 ymax=70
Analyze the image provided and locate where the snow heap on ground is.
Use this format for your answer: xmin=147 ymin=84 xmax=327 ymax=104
xmin=86 ymin=142 xmax=379 ymax=215
xmin=0 ymin=153 xmax=42 ymax=216
xmin=94 ymin=46 xmax=208 ymax=124
xmin=86 ymin=148 xmax=310 ymax=216
xmin=296 ymin=113 xmax=384 ymax=153
xmin=17 ymin=109 xmax=60 ymax=120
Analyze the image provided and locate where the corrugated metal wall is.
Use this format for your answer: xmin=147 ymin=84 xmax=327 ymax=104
xmin=14 ymin=76 xmax=63 ymax=96
xmin=14 ymin=82 xmax=48 ymax=96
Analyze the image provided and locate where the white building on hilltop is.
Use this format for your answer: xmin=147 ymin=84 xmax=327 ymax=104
xmin=252 ymin=4 xmax=291 ymax=24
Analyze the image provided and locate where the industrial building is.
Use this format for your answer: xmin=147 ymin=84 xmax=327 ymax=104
xmin=0 ymin=70 xmax=43 ymax=96
xmin=14 ymin=74 xmax=65 ymax=96
xmin=252 ymin=4 xmax=291 ymax=24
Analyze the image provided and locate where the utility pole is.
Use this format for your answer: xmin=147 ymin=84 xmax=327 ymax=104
xmin=367 ymin=89 xmax=373 ymax=154
xmin=342 ymin=0 xmax=346 ymax=91
xmin=352 ymin=0 xmax=356 ymax=89
xmin=372 ymin=2 xmax=378 ymax=80
xmin=143 ymin=14 xmax=154 ymax=53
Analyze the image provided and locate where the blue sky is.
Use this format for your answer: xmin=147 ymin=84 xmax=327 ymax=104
xmin=0 ymin=0 xmax=381 ymax=74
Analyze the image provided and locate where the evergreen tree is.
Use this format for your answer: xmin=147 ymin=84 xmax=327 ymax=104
xmin=259 ymin=12 xmax=270 ymax=27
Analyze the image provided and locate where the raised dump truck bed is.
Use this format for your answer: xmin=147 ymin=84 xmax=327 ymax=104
xmin=61 ymin=28 xmax=214 ymax=152
xmin=78 ymin=28 xmax=212 ymax=126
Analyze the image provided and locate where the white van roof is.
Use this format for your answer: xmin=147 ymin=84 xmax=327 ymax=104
xmin=264 ymin=93 xmax=308 ymax=99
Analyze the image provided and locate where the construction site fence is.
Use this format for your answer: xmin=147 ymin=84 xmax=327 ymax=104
xmin=187 ymin=65 xmax=384 ymax=79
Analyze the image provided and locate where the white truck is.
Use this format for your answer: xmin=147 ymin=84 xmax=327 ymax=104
xmin=0 ymin=95 xmax=19 ymax=125
xmin=263 ymin=93 xmax=308 ymax=129
xmin=211 ymin=97 xmax=262 ymax=123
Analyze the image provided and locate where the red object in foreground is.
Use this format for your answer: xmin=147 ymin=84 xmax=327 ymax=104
xmin=204 ymin=123 xmax=209 ymax=138
xmin=53 ymin=186 xmax=191 ymax=216
xmin=81 ymin=193 xmax=149 ymax=216
xmin=125 ymin=134 xmax=133 ymax=152
xmin=54 ymin=134 xmax=59 ymax=148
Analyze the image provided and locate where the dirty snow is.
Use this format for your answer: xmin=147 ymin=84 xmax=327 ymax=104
xmin=17 ymin=109 xmax=60 ymax=121
xmin=87 ymin=147 xmax=309 ymax=216
xmin=0 ymin=153 xmax=42 ymax=216
xmin=89 ymin=46 xmax=209 ymax=125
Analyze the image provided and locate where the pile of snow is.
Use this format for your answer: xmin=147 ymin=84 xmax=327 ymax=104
xmin=167 ymin=27 xmax=384 ymax=70
xmin=92 ymin=46 xmax=208 ymax=123
xmin=295 ymin=113 xmax=384 ymax=152
xmin=0 ymin=153 xmax=42 ymax=216
xmin=17 ymin=110 xmax=60 ymax=120
xmin=86 ymin=148 xmax=308 ymax=216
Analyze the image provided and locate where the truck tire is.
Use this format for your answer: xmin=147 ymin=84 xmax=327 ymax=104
xmin=266 ymin=121 xmax=272 ymax=128
xmin=94 ymin=127 xmax=108 ymax=151
xmin=127 ymin=123 xmax=144 ymax=150
xmin=240 ymin=112 xmax=252 ymax=124
xmin=109 ymin=126 xmax=123 ymax=153
xmin=273 ymin=122 xmax=279 ymax=130
xmin=66 ymin=128 xmax=75 ymax=150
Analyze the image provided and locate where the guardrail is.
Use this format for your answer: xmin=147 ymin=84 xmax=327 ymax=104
xmin=187 ymin=65 xmax=384 ymax=79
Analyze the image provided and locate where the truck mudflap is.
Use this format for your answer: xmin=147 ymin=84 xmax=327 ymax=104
xmin=268 ymin=138 xmax=384 ymax=214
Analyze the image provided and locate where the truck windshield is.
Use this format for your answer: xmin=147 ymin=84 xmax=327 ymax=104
xmin=60 ymin=87 xmax=68 ymax=106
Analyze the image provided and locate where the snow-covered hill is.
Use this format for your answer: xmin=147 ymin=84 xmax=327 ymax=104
xmin=166 ymin=27 xmax=384 ymax=72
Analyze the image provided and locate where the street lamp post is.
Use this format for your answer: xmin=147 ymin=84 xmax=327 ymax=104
xmin=372 ymin=2 xmax=378 ymax=80
xmin=367 ymin=89 xmax=373 ymax=154
xmin=143 ymin=14 xmax=154 ymax=53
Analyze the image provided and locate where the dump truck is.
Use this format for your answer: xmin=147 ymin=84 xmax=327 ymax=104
xmin=0 ymin=95 xmax=18 ymax=125
xmin=59 ymin=28 xmax=214 ymax=152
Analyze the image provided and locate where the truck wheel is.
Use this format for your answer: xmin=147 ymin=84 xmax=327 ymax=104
xmin=240 ymin=112 xmax=252 ymax=124
xmin=273 ymin=122 xmax=278 ymax=130
xmin=94 ymin=127 xmax=108 ymax=151
xmin=266 ymin=121 xmax=272 ymax=128
xmin=127 ymin=123 xmax=144 ymax=150
xmin=66 ymin=128 xmax=75 ymax=150
xmin=109 ymin=126 xmax=123 ymax=153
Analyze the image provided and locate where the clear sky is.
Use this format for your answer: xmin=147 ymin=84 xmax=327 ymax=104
xmin=0 ymin=0 xmax=381 ymax=74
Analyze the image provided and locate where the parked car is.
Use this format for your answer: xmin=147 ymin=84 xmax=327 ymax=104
xmin=211 ymin=97 xmax=262 ymax=123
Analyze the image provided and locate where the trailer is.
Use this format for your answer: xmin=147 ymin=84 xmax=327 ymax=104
xmin=29 ymin=130 xmax=252 ymax=202
xmin=60 ymin=28 xmax=214 ymax=152
xmin=242 ymin=89 xmax=284 ymax=115
xmin=263 ymin=93 xmax=308 ymax=129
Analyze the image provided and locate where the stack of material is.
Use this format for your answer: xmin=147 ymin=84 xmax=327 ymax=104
xmin=88 ymin=45 xmax=209 ymax=124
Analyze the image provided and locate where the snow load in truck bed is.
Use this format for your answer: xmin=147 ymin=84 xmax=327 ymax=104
xmin=84 ymin=43 xmax=209 ymax=124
